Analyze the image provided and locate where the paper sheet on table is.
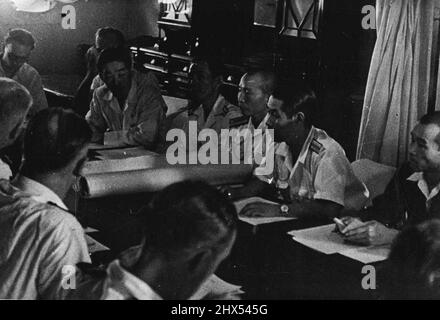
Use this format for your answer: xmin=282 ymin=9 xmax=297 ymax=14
xmin=339 ymin=245 xmax=390 ymax=264
xmin=104 ymin=130 xmax=128 ymax=146
xmin=234 ymin=197 xmax=296 ymax=226
xmin=88 ymin=143 xmax=125 ymax=150
xmin=288 ymin=224 xmax=361 ymax=255
xmin=288 ymin=224 xmax=390 ymax=263
xmin=190 ymin=274 xmax=244 ymax=300
xmin=85 ymin=234 xmax=110 ymax=254
xmin=81 ymin=155 xmax=166 ymax=175
xmin=83 ymin=227 xmax=99 ymax=233
xmin=96 ymin=147 xmax=159 ymax=160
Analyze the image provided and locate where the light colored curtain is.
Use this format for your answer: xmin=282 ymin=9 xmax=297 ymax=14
xmin=357 ymin=0 xmax=436 ymax=167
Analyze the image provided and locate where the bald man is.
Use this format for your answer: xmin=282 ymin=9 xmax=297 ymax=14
xmin=0 ymin=77 xmax=32 ymax=180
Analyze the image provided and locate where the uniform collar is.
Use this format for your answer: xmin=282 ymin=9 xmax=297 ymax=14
xmin=104 ymin=260 xmax=163 ymax=300
xmin=274 ymin=126 xmax=318 ymax=173
xmin=12 ymin=175 xmax=67 ymax=210
xmin=247 ymin=113 xmax=271 ymax=130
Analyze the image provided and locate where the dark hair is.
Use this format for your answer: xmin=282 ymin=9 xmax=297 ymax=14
xmin=97 ymin=47 xmax=132 ymax=73
xmin=244 ymin=70 xmax=276 ymax=96
xmin=0 ymin=77 xmax=32 ymax=122
xmin=95 ymin=27 xmax=125 ymax=47
xmin=4 ymin=28 xmax=35 ymax=49
xmin=140 ymin=180 xmax=237 ymax=256
xmin=22 ymin=108 xmax=92 ymax=174
xmin=420 ymin=111 xmax=440 ymax=127
xmin=193 ymin=56 xmax=225 ymax=79
xmin=383 ymin=219 xmax=440 ymax=299
xmin=272 ymin=82 xmax=317 ymax=128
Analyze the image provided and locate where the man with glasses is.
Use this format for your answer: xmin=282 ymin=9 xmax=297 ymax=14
xmin=86 ymin=47 xmax=167 ymax=149
xmin=73 ymin=27 xmax=126 ymax=117
xmin=0 ymin=28 xmax=48 ymax=118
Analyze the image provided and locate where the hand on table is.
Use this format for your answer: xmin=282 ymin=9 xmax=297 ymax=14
xmin=240 ymin=203 xmax=281 ymax=217
xmin=338 ymin=218 xmax=397 ymax=246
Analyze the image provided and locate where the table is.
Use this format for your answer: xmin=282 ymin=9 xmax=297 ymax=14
xmin=74 ymin=149 xmax=384 ymax=299
xmin=216 ymin=218 xmax=383 ymax=299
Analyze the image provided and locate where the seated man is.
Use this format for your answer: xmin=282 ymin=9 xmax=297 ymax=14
xmin=73 ymin=27 xmax=126 ymax=117
xmin=339 ymin=112 xmax=440 ymax=246
xmin=69 ymin=180 xmax=238 ymax=300
xmin=86 ymin=47 xmax=167 ymax=149
xmin=0 ymin=108 xmax=91 ymax=299
xmin=164 ymin=57 xmax=242 ymax=140
xmin=0 ymin=78 xmax=32 ymax=179
xmin=237 ymin=83 xmax=368 ymax=219
xmin=0 ymin=28 xmax=48 ymax=118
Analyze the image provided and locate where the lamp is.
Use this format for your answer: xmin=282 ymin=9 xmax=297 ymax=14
xmin=8 ymin=0 xmax=78 ymax=13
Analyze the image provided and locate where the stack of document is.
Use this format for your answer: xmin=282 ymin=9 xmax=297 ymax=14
xmin=288 ymin=224 xmax=390 ymax=264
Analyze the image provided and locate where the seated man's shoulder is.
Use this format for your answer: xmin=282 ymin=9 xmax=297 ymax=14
xmin=135 ymin=70 xmax=160 ymax=88
xmin=229 ymin=115 xmax=250 ymax=129
xmin=20 ymin=63 xmax=40 ymax=77
xmin=313 ymin=128 xmax=346 ymax=157
xmin=29 ymin=201 xmax=82 ymax=233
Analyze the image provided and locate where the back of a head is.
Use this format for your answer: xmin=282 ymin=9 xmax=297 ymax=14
xmin=272 ymin=81 xmax=317 ymax=127
xmin=4 ymin=28 xmax=35 ymax=49
xmin=97 ymin=47 xmax=132 ymax=73
xmin=0 ymin=78 xmax=32 ymax=149
xmin=193 ymin=56 xmax=225 ymax=79
xmin=420 ymin=111 xmax=440 ymax=128
xmin=95 ymin=27 xmax=125 ymax=49
xmin=383 ymin=219 xmax=440 ymax=299
xmin=23 ymin=108 xmax=92 ymax=175
xmin=141 ymin=180 xmax=237 ymax=256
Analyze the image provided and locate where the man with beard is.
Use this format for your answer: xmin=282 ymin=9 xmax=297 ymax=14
xmin=236 ymin=82 xmax=368 ymax=219
xmin=86 ymin=47 xmax=167 ymax=149
xmin=339 ymin=112 xmax=440 ymax=246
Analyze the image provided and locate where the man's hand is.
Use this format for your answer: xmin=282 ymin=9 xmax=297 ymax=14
xmin=240 ymin=203 xmax=281 ymax=217
xmin=340 ymin=219 xmax=398 ymax=246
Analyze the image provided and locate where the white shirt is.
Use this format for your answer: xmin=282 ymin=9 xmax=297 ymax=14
xmin=407 ymin=172 xmax=440 ymax=209
xmin=0 ymin=62 xmax=48 ymax=117
xmin=0 ymin=176 xmax=90 ymax=299
xmin=256 ymin=126 xmax=369 ymax=210
xmin=97 ymin=260 xmax=163 ymax=300
xmin=228 ymin=113 xmax=275 ymax=166
xmin=0 ymin=159 xmax=12 ymax=180
xmin=86 ymin=70 xmax=167 ymax=148
xmin=177 ymin=94 xmax=243 ymax=134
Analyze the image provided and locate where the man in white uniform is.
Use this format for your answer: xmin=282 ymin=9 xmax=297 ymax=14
xmin=238 ymin=83 xmax=369 ymax=219
xmin=0 ymin=108 xmax=91 ymax=299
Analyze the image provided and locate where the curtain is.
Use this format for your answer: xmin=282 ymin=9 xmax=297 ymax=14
xmin=356 ymin=0 xmax=436 ymax=167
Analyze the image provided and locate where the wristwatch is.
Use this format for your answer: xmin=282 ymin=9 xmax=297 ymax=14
xmin=280 ymin=204 xmax=290 ymax=215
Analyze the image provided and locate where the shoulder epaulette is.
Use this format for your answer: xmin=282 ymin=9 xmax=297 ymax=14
xmin=229 ymin=115 xmax=250 ymax=128
xmin=310 ymin=138 xmax=324 ymax=154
